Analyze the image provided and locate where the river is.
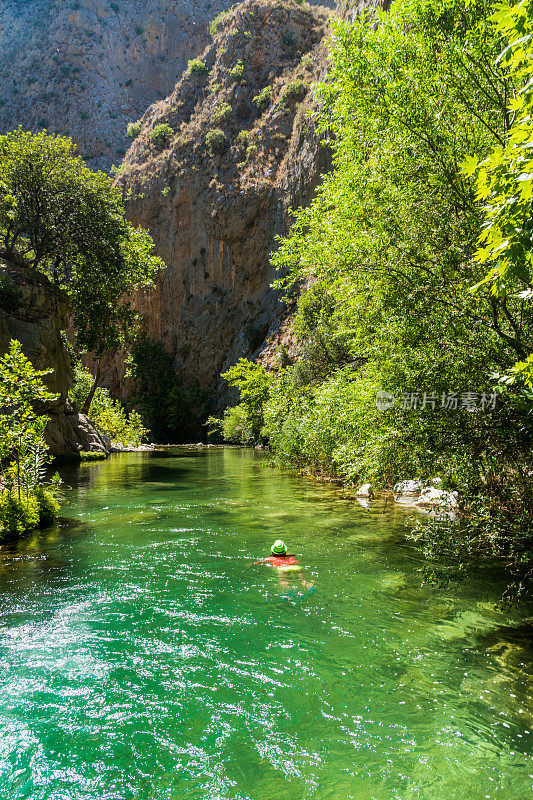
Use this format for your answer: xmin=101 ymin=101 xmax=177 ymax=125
xmin=0 ymin=448 xmax=530 ymax=799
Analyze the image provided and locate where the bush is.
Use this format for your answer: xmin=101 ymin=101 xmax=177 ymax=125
xmin=210 ymin=8 xmax=233 ymax=38
xmin=208 ymin=404 xmax=255 ymax=444
xmin=246 ymin=144 xmax=258 ymax=160
xmin=79 ymin=451 xmax=108 ymax=462
xmin=126 ymin=120 xmax=142 ymax=139
xmin=34 ymin=486 xmax=61 ymax=526
xmin=213 ymin=102 xmax=232 ymax=125
xmin=187 ymin=58 xmax=208 ymax=75
xmin=252 ymin=85 xmax=273 ymax=111
xmin=150 ymin=123 xmax=173 ymax=147
xmin=70 ymin=365 xmax=148 ymax=447
xmin=230 ymin=60 xmax=245 ymax=81
xmin=278 ymin=79 xmax=308 ymax=107
xmin=206 ymin=128 xmax=228 ymax=154
xmin=0 ymin=492 xmax=40 ymax=539
xmin=237 ymin=130 xmax=249 ymax=146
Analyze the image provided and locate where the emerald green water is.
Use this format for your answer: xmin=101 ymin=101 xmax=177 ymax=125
xmin=0 ymin=448 xmax=531 ymax=800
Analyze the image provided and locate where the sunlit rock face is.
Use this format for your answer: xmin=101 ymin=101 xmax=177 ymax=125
xmin=0 ymin=0 xmax=334 ymax=171
xmin=113 ymin=0 xmax=334 ymax=406
xmin=0 ymin=0 xmax=236 ymax=170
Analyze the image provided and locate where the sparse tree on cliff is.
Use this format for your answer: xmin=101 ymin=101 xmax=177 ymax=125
xmin=0 ymin=128 xmax=164 ymax=413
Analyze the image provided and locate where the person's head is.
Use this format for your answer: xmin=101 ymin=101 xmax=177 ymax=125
xmin=271 ymin=539 xmax=287 ymax=556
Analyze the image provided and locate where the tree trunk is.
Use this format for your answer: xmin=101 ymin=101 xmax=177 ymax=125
xmin=81 ymin=357 xmax=102 ymax=416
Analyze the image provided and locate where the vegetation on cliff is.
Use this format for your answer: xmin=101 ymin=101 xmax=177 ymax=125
xmin=0 ymin=340 xmax=63 ymax=539
xmin=216 ymin=0 xmax=533 ymax=601
xmin=0 ymin=128 xmax=164 ymax=429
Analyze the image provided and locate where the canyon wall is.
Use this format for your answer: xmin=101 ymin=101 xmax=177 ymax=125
xmin=115 ymin=0 xmax=334 ymax=407
xmin=0 ymin=260 xmax=108 ymax=456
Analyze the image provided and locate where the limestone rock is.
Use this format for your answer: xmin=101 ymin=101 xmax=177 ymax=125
xmin=416 ymin=487 xmax=459 ymax=509
xmin=393 ymin=480 xmax=423 ymax=497
xmin=112 ymin=0 xmax=333 ymax=407
xmin=0 ymin=259 xmax=108 ymax=456
xmin=356 ymin=483 xmax=374 ymax=498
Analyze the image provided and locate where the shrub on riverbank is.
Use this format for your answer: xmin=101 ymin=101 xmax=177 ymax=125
xmin=0 ymin=485 xmax=61 ymax=539
xmin=71 ymin=365 xmax=148 ymax=448
xmin=0 ymin=340 xmax=64 ymax=540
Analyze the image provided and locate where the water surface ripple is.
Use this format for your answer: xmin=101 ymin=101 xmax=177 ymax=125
xmin=0 ymin=449 xmax=530 ymax=799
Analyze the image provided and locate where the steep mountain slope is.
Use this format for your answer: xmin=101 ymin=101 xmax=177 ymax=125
xmin=114 ymin=0 xmax=333 ymax=406
xmin=0 ymin=0 xmax=235 ymax=169
xmin=0 ymin=0 xmax=333 ymax=171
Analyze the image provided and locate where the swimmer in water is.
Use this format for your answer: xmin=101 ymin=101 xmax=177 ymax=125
xmin=255 ymin=540 xmax=313 ymax=588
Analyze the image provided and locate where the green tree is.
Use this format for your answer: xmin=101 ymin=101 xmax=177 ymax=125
xmin=216 ymin=359 xmax=272 ymax=444
xmin=466 ymin=0 xmax=533 ymax=386
xmin=127 ymin=334 xmax=202 ymax=442
xmin=0 ymin=340 xmax=62 ymax=537
xmin=70 ymin=365 xmax=148 ymax=447
xmin=0 ymin=129 xmax=164 ymax=412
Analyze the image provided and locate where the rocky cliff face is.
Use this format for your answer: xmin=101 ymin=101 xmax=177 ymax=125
xmin=115 ymin=0 xmax=333 ymax=406
xmin=0 ymin=0 xmax=332 ymax=171
xmin=0 ymin=260 xmax=108 ymax=456
xmin=0 ymin=0 xmax=236 ymax=170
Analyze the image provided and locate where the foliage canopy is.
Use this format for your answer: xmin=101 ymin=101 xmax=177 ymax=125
xmin=0 ymin=129 xmax=163 ymax=360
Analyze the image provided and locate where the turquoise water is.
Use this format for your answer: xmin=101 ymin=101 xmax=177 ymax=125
xmin=0 ymin=448 xmax=531 ymax=800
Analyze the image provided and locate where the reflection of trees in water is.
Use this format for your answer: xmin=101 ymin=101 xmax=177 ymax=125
xmin=0 ymin=517 xmax=89 ymax=598
xmin=57 ymin=450 xmax=198 ymax=495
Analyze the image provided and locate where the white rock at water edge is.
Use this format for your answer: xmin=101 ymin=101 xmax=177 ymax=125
xmin=416 ymin=487 xmax=459 ymax=508
xmin=355 ymin=483 xmax=374 ymax=498
xmin=393 ymin=480 xmax=423 ymax=496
